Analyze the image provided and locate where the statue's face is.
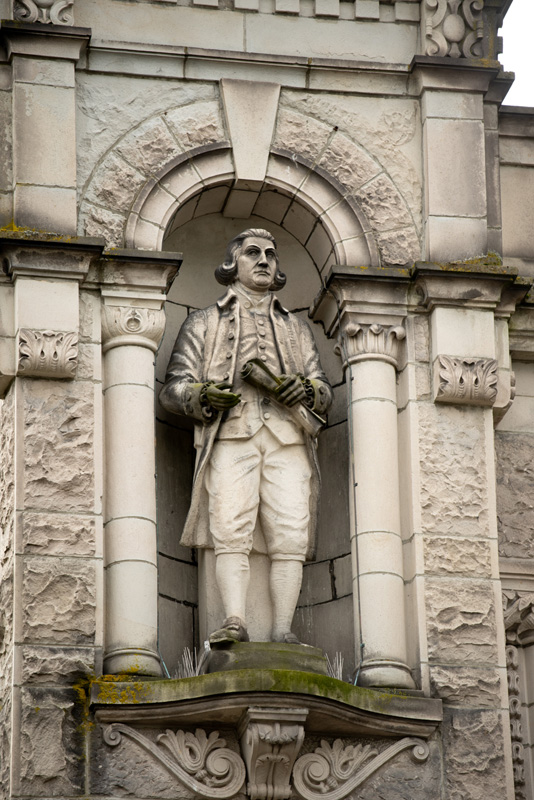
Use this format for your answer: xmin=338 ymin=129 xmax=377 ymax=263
xmin=236 ymin=236 xmax=278 ymax=292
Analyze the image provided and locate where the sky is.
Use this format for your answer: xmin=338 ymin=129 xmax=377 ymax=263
xmin=500 ymin=0 xmax=534 ymax=107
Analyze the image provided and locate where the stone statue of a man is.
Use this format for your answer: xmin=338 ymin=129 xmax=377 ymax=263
xmin=160 ymin=229 xmax=332 ymax=645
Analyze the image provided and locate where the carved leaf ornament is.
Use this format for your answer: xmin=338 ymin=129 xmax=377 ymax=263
xmin=103 ymin=724 xmax=246 ymax=798
xmin=13 ymin=0 xmax=74 ymax=24
xmin=18 ymin=329 xmax=78 ymax=379
xmin=435 ymin=355 xmax=498 ymax=406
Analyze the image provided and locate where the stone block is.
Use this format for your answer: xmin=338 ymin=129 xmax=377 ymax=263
xmin=0 ymin=190 xmax=12 ymax=228
xmin=421 ymin=91 xmax=482 ymax=122
xmin=354 ymin=174 xmax=412 ymax=232
xmin=19 ymin=644 xmax=96 ymax=685
xmin=283 ymin=202 xmax=316 ymax=245
xmin=315 ymin=423 xmax=351 ymax=561
xmin=430 ymin=307 xmax=495 ymax=361
xmin=355 ymin=0 xmax=380 ymax=19
xmin=496 ymin=431 xmax=534 ymax=559
xmin=158 ymin=597 xmax=196 ymax=677
xmin=165 ymin=100 xmax=225 ymax=152
xmin=418 ymin=403 xmax=489 ymax=537
xmin=394 ymin=1 xmax=420 ymax=21
xmin=442 ymin=708 xmax=508 ymax=800
xmin=87 ymin=152 xmax=147 ymax=210
xmin=429 ymin=665 xmax=503 ymax=707
xmin=14 ymin=184 xmax=77 ymax=234
xmin=116 ymin=116 xmax=183 ymax=175
xmin=294 ymin=594 xmax=355 ymax=679
xmin=333 ymin=553 xmax=352 ymax=597
xmin=156 ymin=421 xmax=196 ymax=562
xmin=14 ymin=84 xmax=76 ymax=187
xmin=376 ymin=227 xmax=421 ymax=266
xmin=308 ymin=223 xmax=333 ymax=271
xmin=327 ymin=383 xmax=348 ymax=426
xmin=425 ymin=216 xmax=487 ymax=263
xmin=19 ymin=686 xmax=84 ymax=795
xmin=247 ymin=189 xmax=292 ymax=225
xmin=0 ymin=90 xmax=13 ymax=191
xmin=299 ymin=560 xmax=333 ymax=606
xmin=158 ymin=554 xmax=198 ymax=605
xmin=0 ymin=693 xmax=11 ymax=793
xmin=15 ymin=277 xmax=79 ymax=332
xmin=501 ymin=165 xmax=534 ymax=258
xmin=22 ymin=511 xmax=96 ymax=557
xmin=423 ymin=536 xmax=492 ymax=577
xmin=80 ymin=202 xmax=126 ymax=248
xmin=500 ymin=136 xmax=534 ymax=167
xmin=514 ymin=361 xmax=534 ymax=397
xmin=425 ymin=577 xmax=498 ymax=664
xmin=318 ymin=132 xmax=380 ymax=194
xmin=496 ymin=394 xmax=534 ymax=433
xmin=275 ymin=0 xmax=300 ymax=11
xmin=315 ymin=0 xmax=339 ymax=16
xmin=274 ymin=107 xmax=331 ymax=164
xmin=14 ymin=57 xmax=75 ymax=88
xmin=22 ymin=556 xmax=96 ymax=645
xmin=22 ymin=381 xmax=95 ymax=513
xmin=77 ymin=342 xmax=102 ymax=382
xmin=79 ymin=290 xmax=101 ymax=345
xmin=359 ymin=738 xmax=441 ymax=800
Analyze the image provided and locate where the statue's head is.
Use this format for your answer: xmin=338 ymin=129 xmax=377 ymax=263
xmin=215 ymin=228 xmax=287 ymax=290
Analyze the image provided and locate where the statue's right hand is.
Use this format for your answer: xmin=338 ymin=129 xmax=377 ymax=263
xmin=205 ymin=382 xmax=241 ymax=410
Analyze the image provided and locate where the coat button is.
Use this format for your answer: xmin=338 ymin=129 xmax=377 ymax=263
xmin=263 ymin=397 xmax=270 ymax=405
xmin=228 ymin=332 xmax=234 ymax=339
xmin=260 ymin=355 xmax=267 ymax=362
xmin=264 ymin=412 xmax=271 ymax=419
xmin=259 ymin=343 xmax=266 ymax=350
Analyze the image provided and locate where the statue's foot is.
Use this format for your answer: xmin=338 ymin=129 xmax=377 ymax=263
xmin=273 ymin=631 xmax=301 ymax=645
xmin=209 ymin=616 xmax=250 ymax=645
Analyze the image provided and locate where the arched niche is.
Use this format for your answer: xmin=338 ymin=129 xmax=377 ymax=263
xmin=154 ymin=181 xmax=358 ymax=679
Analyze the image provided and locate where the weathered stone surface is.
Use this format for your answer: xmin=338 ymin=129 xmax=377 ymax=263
xmin=77 ymin=76 xmax=217 ymax=195
xmin=20 ymin=645 xmax=96 ymax=685
xmin=353 ymin=174 xmax=412 ymax=232
xmin=419 ymin=404 xmax=489 ymax=537
xmin=22 ymin=557 xmax=96 ymax=645
xmin=80 ymin=202 xmax=126 ymax=247
xmin=19 ymin=686 xmax=83 ymax=795
xmin=429 ymin=665 xmax=502 ymax=707
xmin=423 ymin=536 xmax=492 ymax=577
xmin=164 ymin=100 xmax=225 ymax=151
xmin=86 ymin=152 xmax=147 ymax=210
xmin=333 ymin=553 xmax=352 ymax=598
xmin=22 ymin=511 xmax=96 ymax=557
xmin=274 ymin=107 xmax=332 ymax=164
xmin=0 ymin=693 xmax=11 ymax=793
xmin=23 ymin=381 xmax=94 ymax=512
xmin=413 ymin=313 xmax=430 ymax=363
xmin=376 ymin=227 xmax=421 ymax=266
xmin=76 ymin=342 xmax=101 ymax=382
xmin=156 ymin=420 xmax=195 ymax=563
xmin=359 ymin=737 xmax=441 ymax=800
xmin=116 ymin=116 xmax=183 ymax=175
xmin=0 ymin=390 xmax=15 ymax=700
xmin=496 ymin=431 xmax=534 ymax=559
xmin=0 ymin=89 xmax=13 ymax=191
xmin=317 ymin=132 xmax=380 ymax=192
xmin=425 ymin=578 xmax=498 ymax=664
xmin=442 ymin=708 xmax=508 ymax=800
xmin=158 ymin=555 xmax=198 ymax=605
xmin=299 ymin=560 xmax=334 ymax=606
xmin=315 ymin=422 xmax=351 ymax=561
xmin=294 ymin=594 xmax=354 ymax=679
xmin=79 ymin=290 xmax=101 ymax=344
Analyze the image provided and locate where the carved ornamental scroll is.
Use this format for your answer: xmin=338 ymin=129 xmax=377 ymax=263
xmin=423 ymin=0 xmax=484 ymax=58
xmin=13 ymin=0 xmax=74 ymax=24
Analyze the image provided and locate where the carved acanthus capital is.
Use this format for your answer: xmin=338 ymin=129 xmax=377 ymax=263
xmin=423 ymin=0 xmax=483 ymax=58
xmin=434 ymin=355 xmax=498 ymax=407
xmin=293 ymin=737 xmax=429 ymax=800
xmin=238 ymin=707 xmax=308 ymax=800
xmin=336 ymin=322 xmax=406 ymax=368
xmin=13 ymin=0 xmax=74 ymax=24
xmin=102 ymin=305 xmax=166 ymax=353
xmin=103 ymin=724 xmax=246 ymax=798
xmin=17 ymin=329 xmax=77 ymax=379
xmin=503 ymin=590 xmax=534 ymax=647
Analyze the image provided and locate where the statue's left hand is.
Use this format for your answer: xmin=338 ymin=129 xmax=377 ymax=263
xmin=275 ymin=374 xmax=307 ymax=407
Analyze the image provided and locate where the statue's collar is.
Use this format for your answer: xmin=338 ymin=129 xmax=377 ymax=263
xmin=217 ymin=287 xmax=288 ymax=315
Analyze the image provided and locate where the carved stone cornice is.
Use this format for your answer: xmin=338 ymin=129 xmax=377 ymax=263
xmin=413 ymin=261 xmax=516 ymax=312
xmin=101 ymin=305 xmax=166 ymax=353
xmin=13 ymin=0 xmax=74 ymax=24
xmin=17 ymin=329 xmax=77 ymax=379
xmin=103 ymin=724 xmax=246 ymax=798
xmin=434 ymin=355 xmax=498 ymax=406
xmin=337 ymin=322 xmax=406 ymax=369
xmin=293 ymin=737 xmax=429 ymax=800
xmin=422 ymin=0 xmax=484 ymax=58
xmin=238 ymin=707 xmax=307 ymax=800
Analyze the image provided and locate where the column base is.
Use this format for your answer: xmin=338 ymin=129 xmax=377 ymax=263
xmin=357 ymin=659 xmax=416 ymax=689
xmin=103 ymin=647 xmax=162 ymax=677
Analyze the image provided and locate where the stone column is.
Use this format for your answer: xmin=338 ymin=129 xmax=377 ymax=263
xmin=98 ymin=251 xmax=180 ymax=676
xmin=312 ymin=267 xmax=415 ymax=689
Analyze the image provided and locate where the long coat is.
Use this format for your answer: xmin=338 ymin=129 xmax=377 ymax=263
xmin=159 ymin=287 xmax=333 ymax=562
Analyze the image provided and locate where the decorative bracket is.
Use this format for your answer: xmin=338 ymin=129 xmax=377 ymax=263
xmin=292 ymin=737 xmax=429 ymax=800
xmin=434 ymin=355 xmax=498 ymax=407
xmin=238 ymin=707 xmax=308 ymax=800
xmin=423 ymin=0 xmax=484 ymax=58
xmin=17 ymin=329 xmax=78 ymax=379
xmin=103 ymin=724 xmax=246 ymax=799
xmin=13 ymin=0 xmax=74 ymax=24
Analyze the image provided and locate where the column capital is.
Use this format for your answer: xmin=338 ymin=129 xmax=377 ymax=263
xmin=336 ymin=320 xmax=406 ymax=369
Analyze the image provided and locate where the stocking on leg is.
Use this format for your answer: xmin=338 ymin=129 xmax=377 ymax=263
xmin=270 ymin=559 xmax=303 ymax=643
xmin=210 ymin=552 xmax=250 ymax=642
